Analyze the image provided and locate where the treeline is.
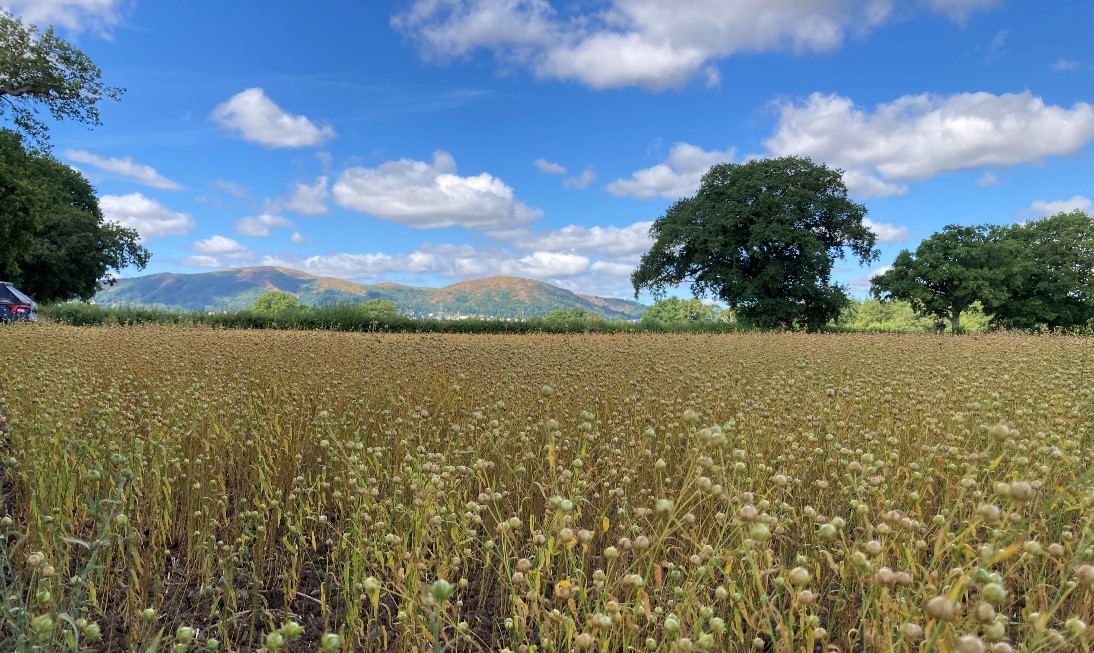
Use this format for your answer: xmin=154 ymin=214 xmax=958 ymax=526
xmin=39 ymin=296 xmax=1019 ymax=334
xmin=38 ymin=302 xmax=744 ymax=334
xmin=872 ymin=210 xmax=1094 ymax=332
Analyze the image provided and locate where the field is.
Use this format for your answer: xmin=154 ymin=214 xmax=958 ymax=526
xmin=1 ymin=326 xmax=1092 ymax=652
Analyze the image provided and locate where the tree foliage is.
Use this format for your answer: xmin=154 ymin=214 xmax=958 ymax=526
xmin=632 ymin=156 xmax=878 ymax=330
xmin=252 ymin=290 xmax=302 ymax=313
xmin=358 ymin=299 xmax=399 ymax=316
xmin=870 ymin=225 xmax=1004 ymax=333
xmin=0 ymin=10 xmax=124 ymax=150
xmin=984 ymin=211 xmax=1094 ymax=331
xmin=641 ymin=297 xmax=718 ymax=324
xmin=0 ymin=129 xmax=149 ymax=302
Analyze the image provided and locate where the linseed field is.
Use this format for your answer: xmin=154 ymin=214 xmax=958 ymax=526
xmin=1 ymin=325 xmax=1092 ymax=652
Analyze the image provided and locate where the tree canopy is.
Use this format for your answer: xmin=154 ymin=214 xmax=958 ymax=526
xmin=0 ymin=10 xmax=124 ymax=150
xmin=641 ymin=297 xmax=719 ymax=324
xmin=984 ymin=210 xmax=1094 ymax=331
xmin=358 ymin=299 xmax=399 ymax=316
xmin=631 ymin=156 xmax=878 ymax=330
xmin=0 ymin=129 xmax=149 ymax=302
xmin=252 ymin=290 xmax=302 ymax=313
xmin=870 ymin=225 xmax=1004 ymax=333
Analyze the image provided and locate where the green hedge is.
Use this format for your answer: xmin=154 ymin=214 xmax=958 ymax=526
xmin=40 ymin=303 xmax=753 ymax=334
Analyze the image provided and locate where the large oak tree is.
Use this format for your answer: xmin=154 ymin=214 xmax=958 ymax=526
xmin=631 ymin=156 xmax=878 ymax=330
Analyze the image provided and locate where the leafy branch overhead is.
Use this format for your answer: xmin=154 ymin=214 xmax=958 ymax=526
xmin=0 ymin=10 xmax=124 ymax=150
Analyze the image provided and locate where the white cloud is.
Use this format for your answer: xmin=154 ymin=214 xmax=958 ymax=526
xmin=1024 ymin=195 xmax=1092 ymax=217
xmin=210 ymin=88 xmax=335 ymax=148
xmin=534 ymin=158 xmax=567 ymax=175
xmin=764 ymin=91 xmax=1094 ymax=198
xmin=290 ymin=232 xmax=307 ymax=245
xmin=212 ymin=179 xmax=250 ymax=199
xmin=926 ymin=0 xmax=1001 ymax=22
xmin=847 ymin=265 xmax=891 ymax=292
xmin=513 ymin=221 xmax=653 ymax=256
xmin=607 ymin=143 xmax=735 ymax=199
xmin=862 ymin=218 xmax=909 ymax=243
xmin=394 ymin=0 xmax=996 ymax=90
xmin=564 ymin=167 xmax=597 ymax=189
xmin=1052 ymin=58 xmax=1081 ymax=72
xmin=193 ymin=235 xmax=251 ymax=258
xmin=65 ymin=150 xmax=183 ymax=190
xmin=100 ymin=193 xmax=194 ymax=240
xmin=279 ymin=176 xmax=330 ymax=215
xmin=183 ymin=255 xmax=221 ymax=268
xmin=2 ymin=0 xmax=127 ymax=33
xmin=502 ymin=251 xmax=589 ymax=278
xmin=262 ymin=239 xmax=639 ymax=297
xmin=332 ymin=150 xmax=542 ymax=229
xmin=976 ymin=172 xmax=999 ymax=187
xmin=590 ymin=260 xmax=637 ymax=277
xmin=236 ymin=213 xmax=294 ymax=237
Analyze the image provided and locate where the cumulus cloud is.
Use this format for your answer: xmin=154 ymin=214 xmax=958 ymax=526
xmin=607 ymin=143 xmax=735 ymax=199
xmin=261 ymin=237 xmax=639 ymax=296
xmin=512 ymin=221 xmax=653 ymax=256
xmin=764 ymin=91 xmax=1094 ymax=198
xmin=65 ymin=150 xmax=183 ymax=190
xmin=1052 ymin=58 xmax=1081 ymax=72
xmin=863 ymin=218 xmax=909 ymax=243
xmin=278 ymin=176 xmax=330 ymax=215
xmin=212 ymin=179 xmax=250 ymax=199
xmin=332 ymin=150 xmax=542 ymax=229
xmin=3 ymin=0 xmax=127 ymax=33
xmin=534 ymin=158 xmax=567 ymax=175
xmin=564 ymin=167 xmax=597 ymax=189
xmin=290 ymin=231 xmax=307 ymax=245
xmin=183 ymin=255 xmax=220 ymax=268
xmin=235 ymin=213 xmax=294 ymax=237
xmin=100 ymin=193 xmax=194 ymax=240
xmin=502 ymin=251 xmax=589 ymax=277
xmin=847 ymin=265 xmax=891 ymax=292
xmin=1023 ymin=195 xmax=1092 ymax=217
xmin=193 ymin=235 xmax=251 ymax=258
xmin=210 ymin=88 xmax=335 ymax=148
xmin=976 ymin=172 xmax=1000 ymax=187
xmin=926 ymin=0 xmax=1001 ymax=22
xmin=393 ymin=0 xmax=995 ymax=90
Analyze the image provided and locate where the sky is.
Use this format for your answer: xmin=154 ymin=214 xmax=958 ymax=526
xmin=3 ymin=0 xmax=1093 ymax=300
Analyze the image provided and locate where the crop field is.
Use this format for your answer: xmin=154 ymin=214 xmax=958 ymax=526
xmin=0 ymin=325 xmax=1092 ymax=652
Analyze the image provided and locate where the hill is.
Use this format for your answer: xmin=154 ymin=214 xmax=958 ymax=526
xmin=93 ymin=267 xmax=647 ymax=320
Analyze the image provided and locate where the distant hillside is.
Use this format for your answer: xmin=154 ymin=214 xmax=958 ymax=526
xmin=94 ymin=267 xmax=647 ymax=320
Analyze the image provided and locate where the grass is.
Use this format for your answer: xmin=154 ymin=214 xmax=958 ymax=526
xmin=0 ymin=324 xmax=1092 ymax=652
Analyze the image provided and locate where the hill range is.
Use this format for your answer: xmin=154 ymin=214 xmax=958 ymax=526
xmin=93 ymin=266 xmax=647 ymax=320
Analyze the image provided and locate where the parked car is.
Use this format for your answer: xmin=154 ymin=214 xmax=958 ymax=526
xmin=0 ymin=282 xmax=37 ymax=322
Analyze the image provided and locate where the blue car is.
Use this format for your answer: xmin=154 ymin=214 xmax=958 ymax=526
xmin=0 ymin=282 xmax=37 ymax=322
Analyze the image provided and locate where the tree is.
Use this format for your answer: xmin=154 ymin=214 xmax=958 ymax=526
xmin=253 ymin=290 xmax=301 ymax=313
xmin=985 ymin=210 xmax=1094 ymax=331
xmin=631 ymin=156 xmax=878 ymax=330
xmin=0 ymin=129 xmax=149 ymax=302
xmin=542 ymin=307 xmax=603 ymax=327
xmin=641 ymin=297 xmax=717 ymax=324
xmin=0 ymin=10 xmax=124 ymax=149
xmin=358 ymin=299 xmax=399 ymax=316
xmin=870 ymin=225 xmax=1004 ymax=333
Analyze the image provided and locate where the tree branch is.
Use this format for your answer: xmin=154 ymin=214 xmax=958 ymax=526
xmin=0 ymin=85 xmax=37 ymax=97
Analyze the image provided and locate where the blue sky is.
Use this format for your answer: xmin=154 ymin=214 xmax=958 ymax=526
xmin=4 ymin=0 xmax=1093 ymax=299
